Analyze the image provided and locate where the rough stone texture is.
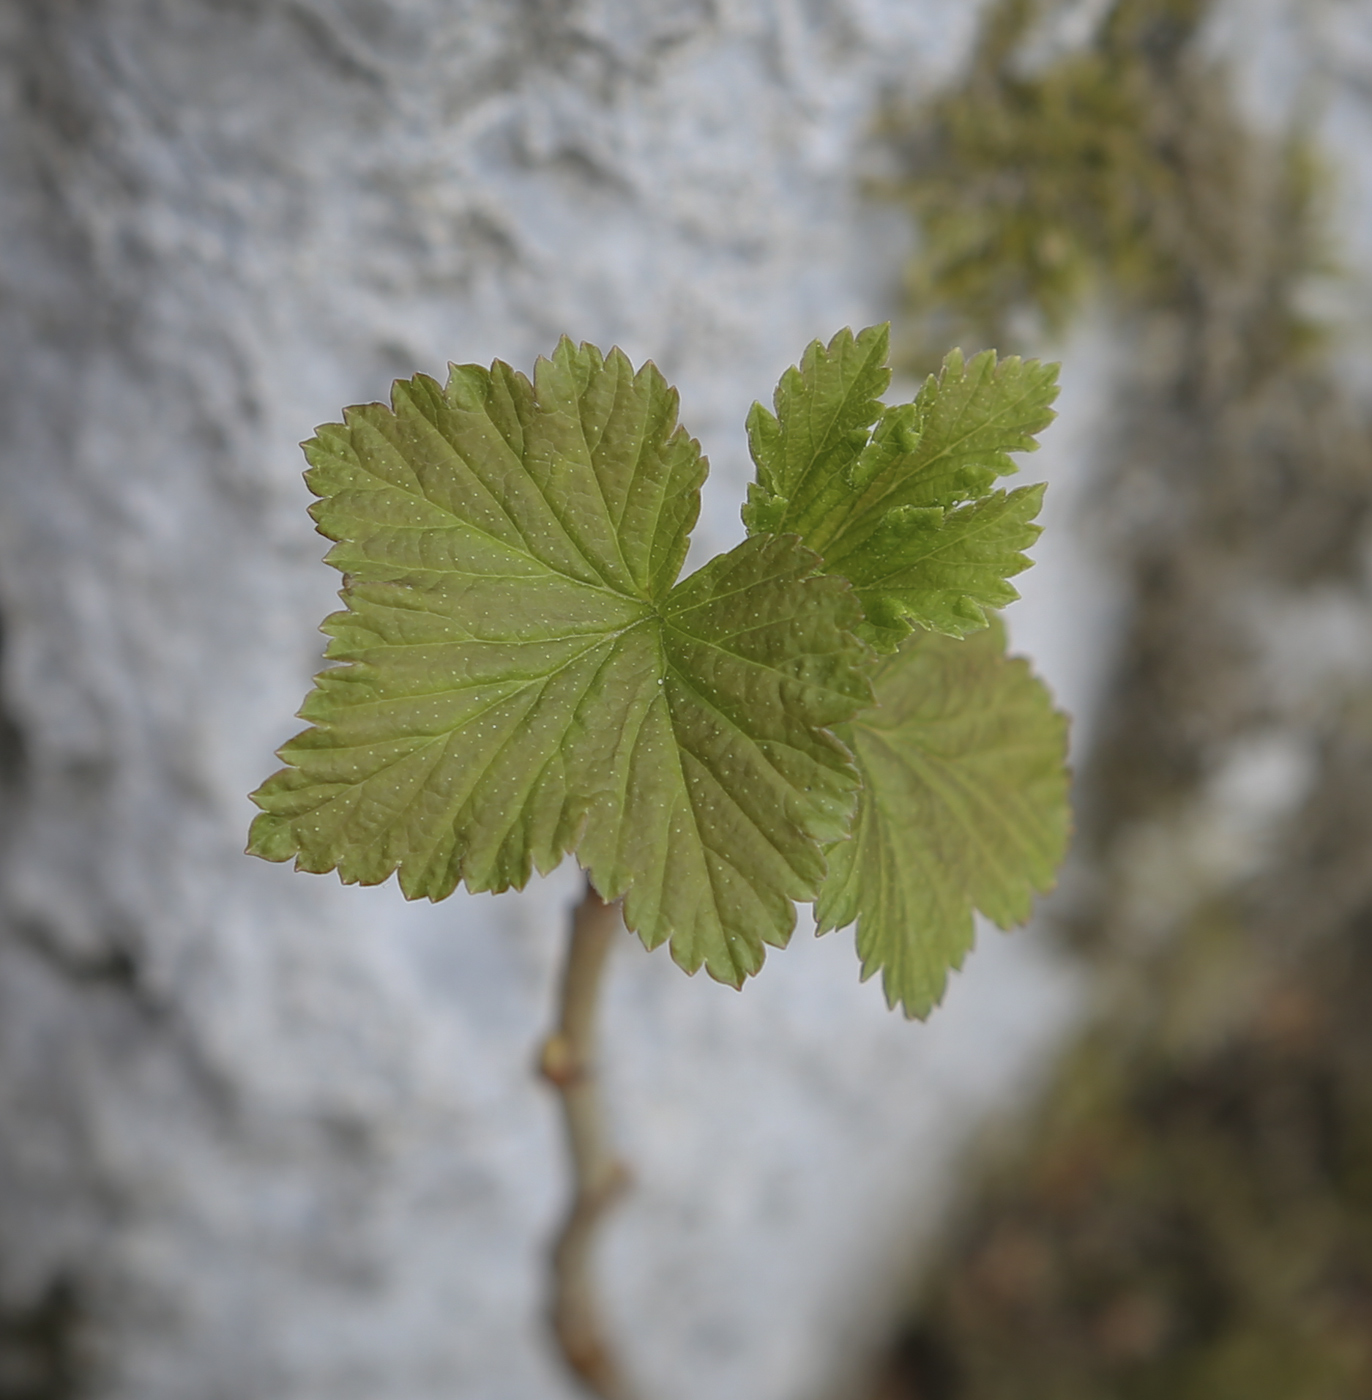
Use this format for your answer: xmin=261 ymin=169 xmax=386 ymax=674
xmin=0 ymin=5 xmax=1094 ymax=1399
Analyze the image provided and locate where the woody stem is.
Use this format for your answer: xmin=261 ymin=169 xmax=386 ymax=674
xmin=539 ymin=878 xmax=636 ymax=1399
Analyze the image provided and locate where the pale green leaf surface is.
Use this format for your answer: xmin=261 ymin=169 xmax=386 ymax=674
xmin=249 ymin=340 xmax=872 ymax=985
xmin=745 ymin=336 xmax=1059 ymax=651
xmin=816 ymin=622 xmax=1071 ymax=1018
xmin=843 ymin=483 xmax=1046 ymax=648
xmin=820 ymin=349 xmax=1058 ymax=556
xmin=741 ymin=324 xmax=891 ymax=536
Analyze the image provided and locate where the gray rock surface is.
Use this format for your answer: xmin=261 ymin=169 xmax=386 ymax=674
xmin=0 ymin=4 xmax=1095 ymax=1398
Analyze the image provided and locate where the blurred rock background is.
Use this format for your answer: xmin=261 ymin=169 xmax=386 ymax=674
xmin=1 ymin=2 xmax=1370 ymax=1400
xmin=0 ymin=5 xmax=1087 ymax=1400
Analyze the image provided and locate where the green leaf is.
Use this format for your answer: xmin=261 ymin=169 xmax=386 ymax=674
xmin=821 ymin=348 xmax=1059 ymax=552
xmin=815 ymin=622 xmax=1071 ymax=1019
xmin=843 ymin=483 xmax=1046 ymax=648
xmin=741 ymin=324 xmax=892 ymax=536
xmin=745 ymin=337 xmax=1059 ymax=651
xmin=249 ymin=339 xmax=873 ymax=985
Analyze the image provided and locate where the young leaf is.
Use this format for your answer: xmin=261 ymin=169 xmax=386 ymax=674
xmin=815 ymin=621 xmax=1070 ymax=1019
xmin=745 ymin=335 xmax=1059 ymax=651
xmin=248 ymin=340 xmax=873 ymax=986
xmin=841 ymin=483 xmax=1046 ymax=649
xmin=741 ymin=324 xmax=892 ymax=536
xmin=818 ymin=349 xmax=1059 ymax=558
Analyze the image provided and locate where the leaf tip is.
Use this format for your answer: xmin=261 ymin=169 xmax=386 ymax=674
xmin=245 ymin=811 xmax=298 ymax=864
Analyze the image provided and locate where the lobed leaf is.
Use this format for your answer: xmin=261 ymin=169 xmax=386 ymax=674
xmin=745 ymin=333 xmax=1059 ymax=652
xmin=741 ymin=324 xmax=892 ymax=537
xmin=842 ymin=483 xmax=1046 ymax=648
xmin=818 ymin=348 xmax=1060 ymax=556
xmin=249 ymin=339 xmax=872 ymax=985
xmin=815 ymin=622 xmax=1071 ymax=1018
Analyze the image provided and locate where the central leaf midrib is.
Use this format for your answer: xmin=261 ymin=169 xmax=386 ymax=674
xmin=583 ymin=372 xmax=667 ymax=594
xmin=312 ymin=613 xmax=658 ymax=756
xmin=661 ymin=619 xmax=851 ymax=733
xmin=652 ymin=653 xmax=815 ymax=979
xmin=308 ymin=612 xmax=666 ymax=879
xmin=663 ymin=661 xmax=809 ymax=845
xmin=529 ymin=407 xmax=642 ymax=596
xmin=344 ymin=566 xmax=653 ymax=636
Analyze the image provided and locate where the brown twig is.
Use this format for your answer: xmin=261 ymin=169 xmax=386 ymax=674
xmin=539 ymin=878 xmax=637 ymax=1399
